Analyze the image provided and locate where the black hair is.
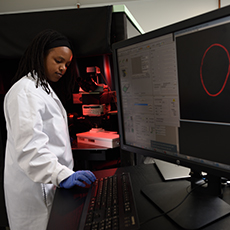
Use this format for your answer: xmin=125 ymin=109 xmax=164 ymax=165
xmin=12 ymin=29 xmax=77 ymax=96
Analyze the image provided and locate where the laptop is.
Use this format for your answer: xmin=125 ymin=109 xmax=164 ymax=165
xmin=153 ymin=158 xmax=190 ymax=180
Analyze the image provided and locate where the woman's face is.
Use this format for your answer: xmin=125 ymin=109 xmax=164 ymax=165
xmin=44 ymin=46 xmax=73 ymax=82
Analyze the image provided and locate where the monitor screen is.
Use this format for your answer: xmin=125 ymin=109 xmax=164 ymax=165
xmin=112 ymin=5 xmax=230 ymax=229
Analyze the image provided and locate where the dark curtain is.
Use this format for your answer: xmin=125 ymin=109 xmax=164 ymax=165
xmin=0 ymin=5 xmax=113 ymax=58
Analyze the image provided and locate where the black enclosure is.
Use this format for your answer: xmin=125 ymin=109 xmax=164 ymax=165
xmin=0 ymin=5 xmax=142 ymax=227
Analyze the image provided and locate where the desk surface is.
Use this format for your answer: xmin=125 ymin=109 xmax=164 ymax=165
xmin=47 ymin=164 xmax=230 ymax=230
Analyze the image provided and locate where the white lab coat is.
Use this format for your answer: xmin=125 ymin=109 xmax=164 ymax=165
xmin=4 ymin=73 xmax=74 ymax=230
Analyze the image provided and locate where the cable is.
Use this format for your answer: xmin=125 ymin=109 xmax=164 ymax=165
xmin=100 ymin=73 xmax=111 ymax=91
xmin=140 ymin=180 xmax=207 ymax=226
xmin=99 ymin=72 xmax=117 ymax=110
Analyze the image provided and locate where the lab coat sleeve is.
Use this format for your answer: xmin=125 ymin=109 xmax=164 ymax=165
xmin=4 ymin=86 xmax=74 ymax=186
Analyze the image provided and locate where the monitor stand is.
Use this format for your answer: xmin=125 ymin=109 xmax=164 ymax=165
xmin=141 ymin=179 xmax=230 ymax=229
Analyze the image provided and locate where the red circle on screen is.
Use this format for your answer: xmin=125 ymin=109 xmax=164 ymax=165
xmin=200 ymin=43 xmax=230 ymax=97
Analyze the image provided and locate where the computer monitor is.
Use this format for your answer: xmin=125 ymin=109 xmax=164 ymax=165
xmin=112 ymin=5 xmax=230 ymax=230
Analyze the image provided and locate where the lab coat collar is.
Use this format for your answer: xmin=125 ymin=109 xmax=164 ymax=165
xmin=27 ymin=72 xmax=67 ymax=123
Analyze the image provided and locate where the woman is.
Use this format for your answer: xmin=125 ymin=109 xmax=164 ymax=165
xmin=3 ymin=29 xmax=96 ymax=230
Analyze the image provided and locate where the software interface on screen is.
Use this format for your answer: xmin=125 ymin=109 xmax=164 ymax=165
xmin=116 ymin=15 xmax=230 ymax=171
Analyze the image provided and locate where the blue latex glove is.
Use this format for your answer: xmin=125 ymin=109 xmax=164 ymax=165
xmin=59 ymin=170 xmax=96 ymax=189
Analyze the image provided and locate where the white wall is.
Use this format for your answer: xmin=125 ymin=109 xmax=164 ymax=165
xmin=117 ymin=0 xmax=219 ymax=32
xmin=0 ymin=0 xmax=228 ymax=32
xmin=221 ymin=0 xmax=230 ymax=7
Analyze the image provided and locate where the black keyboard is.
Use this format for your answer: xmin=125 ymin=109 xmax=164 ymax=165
xmin=78 ymin=172 xmax=139 ymax=230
